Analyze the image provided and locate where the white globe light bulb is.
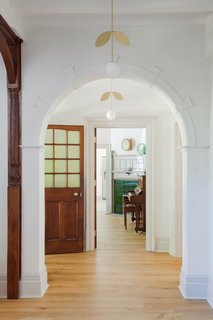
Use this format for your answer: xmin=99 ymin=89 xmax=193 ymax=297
xmin=105 ymin=61 xmax=120 ymax=78
xmin=106 ymin=110 xmax=116 ymax=120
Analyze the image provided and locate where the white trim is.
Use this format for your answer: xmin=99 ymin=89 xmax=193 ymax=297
xmin=145 ymin=120 xmax=155 ymax=251
xmin=208 ymin=280 xmax=213 ymax=308
xmin=0 ymin=275 xmax=7 ymax=298
xmin=179 ymin=269 xmax=208 ymax=299
xmin=155 ymin=238 xmax=170 ymax=252
xmin=181 ymin=145 xmax=209 ymax=150
xmin=86 ymin=118 xmax=155 ymax=252
xmin=39 ymin=63 xmax=196 ymax=147
xmin=96 ymin=143 xmax=112 ymax=213
xmin=20 ymin=266 xmax=48 ymax=298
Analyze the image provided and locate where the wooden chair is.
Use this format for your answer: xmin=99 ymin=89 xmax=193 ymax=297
xmin=122 ymin=194 xmax=136 ymax=230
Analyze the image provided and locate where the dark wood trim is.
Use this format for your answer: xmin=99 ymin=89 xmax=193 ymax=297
xmin=0 ymin=14 xmax=22 ymax=299
xmin=7 ymin=186 xmax=21 ymax=298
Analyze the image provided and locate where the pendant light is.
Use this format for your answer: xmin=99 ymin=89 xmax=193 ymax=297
xmin=95 ymin=0 xmax=129 ymax=78
xmin=100 ymin=79 xmax=123 ymax=120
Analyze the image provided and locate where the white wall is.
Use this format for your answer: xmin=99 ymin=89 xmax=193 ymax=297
xmin=153 ymin=114 xmax=172 ymax=251
xmin=208 ymin=60 xmax=213 ymax=307
xmin=152 ymin=113 xmax=182 ymax=253
xmin=110 ymin=128 xmax=146 ymax=155
xmin=0 ymin=56 xmax=8 ymax=297
xmin=96 ymin=128 xmax=111 ymax=145
xmin=20 ymin=25 xmax=210 ymax=146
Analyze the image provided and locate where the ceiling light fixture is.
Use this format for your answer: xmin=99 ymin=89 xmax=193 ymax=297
xmin=95 ymin=0 xmax=129 ymax=78
xmin=100 ymin=79 xmax=123 ymax=120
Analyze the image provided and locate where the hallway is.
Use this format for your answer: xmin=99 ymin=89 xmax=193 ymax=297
xmin=0 ymin=213 xmax=213 ymax=320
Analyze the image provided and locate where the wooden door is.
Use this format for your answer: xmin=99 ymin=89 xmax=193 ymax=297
xmin=44 ymin=125 xmax=84 ymax=254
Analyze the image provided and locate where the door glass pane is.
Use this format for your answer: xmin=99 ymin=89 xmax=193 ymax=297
xmin=55 ymin=146 xmax=66 ymax=158
xmin=55 ymin=160 xmax=66 ymax=173
xmin=55 ymin=175 xmax=67 ymax=187
xmin=45 ymin=175 xmax=54 ymax=188
xmin=45 ymin=129 xmax=53 ymax=144
xmin=68 ymin=160 xmax=80 ymax=173
xmin=68 ymin=146 xmax=80 ymax=158
xmin=45 ymin=145 xmax=53 ymax=158
xmin=68 ymin=174 xmax=80 ymax=187
xmin=68 ymin=131 xmax=80 ymax=144
xmin=45 ymin=160 xmax=53 ymax=173
xmin=55 ymin=129 xmax=66 ymax=144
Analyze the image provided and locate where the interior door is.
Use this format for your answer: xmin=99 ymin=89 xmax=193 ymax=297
xmin=44 ymin=125 xmax=84 ymax=254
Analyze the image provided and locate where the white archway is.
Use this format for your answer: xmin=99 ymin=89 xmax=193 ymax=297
xmin=20 ymin=63 xmax=209 ymax=303
xmin=37 ymin=63 xmax=196 ymax=147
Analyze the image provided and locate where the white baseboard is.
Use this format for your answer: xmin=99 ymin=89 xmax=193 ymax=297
xmin=208 ymin=279 xmax=213 ymax=308
xmin=0 ymin=275 xmax=7 ymax=298
xmin=179 ymin=269 xmax=208 ymax=299
xmin=85 ymin=227 xmax=94 ymax=251
xmin=20 ymin=266 xmax=48 ymax=298
xmin=155 ymin=238 xmax=169 ymax=252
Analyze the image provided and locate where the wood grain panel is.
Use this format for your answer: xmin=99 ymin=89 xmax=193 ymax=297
xmin=45 ymin=202 xmax=60 ymax=241
xmin=64 ymin=201 xmax=78 ymax=240
xmin=7 ymin=186 xmax=21 ymax=299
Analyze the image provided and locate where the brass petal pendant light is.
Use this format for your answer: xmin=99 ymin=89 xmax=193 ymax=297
xmin=95 ymin=0 xmax=129 ymax=48
xmin=95 ymin=31 xmax=112 ymax=47
xmin=100 ymin=91 xmax=123 ymax=101
xmin=95 ymin=0 xmax=129 ymax=78
xmin=100 ymin=79 xmax=123 ymax=120
xmin=97 ymin=1 xmax=128 ymax=119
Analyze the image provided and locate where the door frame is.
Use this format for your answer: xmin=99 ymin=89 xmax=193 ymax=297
xmin=0 ymin=15 xmax=22 ymax=299
xmin=96 ymin=143 xmax=112 ymax=213
xmin=85 ymin=118 xmax=155 ymax=252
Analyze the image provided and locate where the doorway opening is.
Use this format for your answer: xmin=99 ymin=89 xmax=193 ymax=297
xmin=95 ymin=127 xmax=147 ymax=248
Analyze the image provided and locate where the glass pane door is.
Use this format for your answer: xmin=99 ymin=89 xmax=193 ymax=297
xmin=44 ymin=126 xmax=82 ymax=188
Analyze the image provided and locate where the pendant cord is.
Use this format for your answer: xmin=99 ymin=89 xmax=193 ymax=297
xmin=111 ymin=0 xmax=114 ymax=62
xmin=110 ymin=79 xmax=112 ymax=110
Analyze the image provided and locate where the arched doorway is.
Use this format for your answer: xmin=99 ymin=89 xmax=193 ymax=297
xmin=20 ymin=63 xmax=208 ymax=302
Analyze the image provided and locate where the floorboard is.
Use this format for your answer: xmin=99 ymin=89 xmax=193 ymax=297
xmin=0 ymin=205 xmax=212 ymax=319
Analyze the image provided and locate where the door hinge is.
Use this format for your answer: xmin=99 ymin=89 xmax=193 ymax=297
xmin=94 ymin=136 xmax=97 ymax=143
xmin=94 ymin=180 xmax=96 ymax=186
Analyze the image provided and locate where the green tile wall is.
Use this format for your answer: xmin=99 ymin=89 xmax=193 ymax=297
xmin=113 ymin=179 xmax=138 ymax=214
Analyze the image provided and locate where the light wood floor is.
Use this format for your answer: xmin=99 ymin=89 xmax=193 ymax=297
xmin=0 ymin=209 xmax=213 ymax=319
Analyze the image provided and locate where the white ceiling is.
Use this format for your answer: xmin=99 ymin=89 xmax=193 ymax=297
xmin=9 ymin=0 xmax=213 ymax=14
xmin=54 ymin=78 xmax=170 ymax=119
xmin=7 ymin=0 xmax=213 ymax=27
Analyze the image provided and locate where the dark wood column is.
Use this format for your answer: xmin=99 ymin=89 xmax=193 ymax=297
xmin=0 ymin=15 xmax=22 ymax=299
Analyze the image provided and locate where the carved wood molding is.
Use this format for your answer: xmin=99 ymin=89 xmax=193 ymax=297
xmin=0 ymin=15 xmax=22 ymax=88
xmin=0 ymin=15 xmax=22 ymax=299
